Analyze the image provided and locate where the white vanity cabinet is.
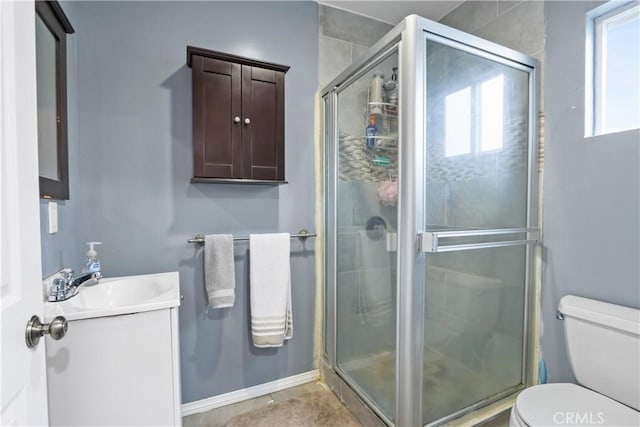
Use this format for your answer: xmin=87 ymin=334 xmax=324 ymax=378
xmin=44 ymin=272 xmax=181 ymax=426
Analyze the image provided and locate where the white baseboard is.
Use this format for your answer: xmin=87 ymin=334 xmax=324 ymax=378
xmin=181 ymin=370 xmax=319 ymax=417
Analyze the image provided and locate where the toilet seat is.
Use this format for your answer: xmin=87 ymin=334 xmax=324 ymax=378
xmin=513 ymin=383 xmax=640 ymax=427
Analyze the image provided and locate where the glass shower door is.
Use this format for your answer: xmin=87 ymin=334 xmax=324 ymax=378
xmin=421 ymin=37 xmax=537 ymax=425
xmin=334 ymin=50 xmax=399 ymax=423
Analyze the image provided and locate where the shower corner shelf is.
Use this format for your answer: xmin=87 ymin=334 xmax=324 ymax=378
xmin=363 ymin=100 xmax=398 ymax=151
xmin=366 ymin=101 xmax=398 ymax=116
xmin=360 ymin=135 xmax=398 ymax=151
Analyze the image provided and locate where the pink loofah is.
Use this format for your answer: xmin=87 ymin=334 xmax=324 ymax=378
xmin=377 ymin=180 xmax=398 ymax=206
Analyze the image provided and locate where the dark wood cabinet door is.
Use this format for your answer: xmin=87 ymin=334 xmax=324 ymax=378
xmin=192 ymin=56 xmax=242 ymax=178
xmin=241 ymin=65 xmax=285 ymax=181
xmin=188 ymin=46 xmax=288 ymax=183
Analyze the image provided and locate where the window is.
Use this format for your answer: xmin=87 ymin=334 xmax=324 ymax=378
xmin=444 ymin=75 xmax=504 ymax=157
xmin=445 ymin=87 xmax=471 ymax=156
xmin=587 ymin=1 xmax=640 ymax=136
xmin=480 ymin=75 xmax=504 ymax=152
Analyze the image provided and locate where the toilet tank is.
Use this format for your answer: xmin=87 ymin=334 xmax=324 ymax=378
xmin=559 ymin=295 xmax=640 ymax=410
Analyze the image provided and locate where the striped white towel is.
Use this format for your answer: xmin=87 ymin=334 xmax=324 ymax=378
xmin=249 ymin=233 xmax=292 ymax=348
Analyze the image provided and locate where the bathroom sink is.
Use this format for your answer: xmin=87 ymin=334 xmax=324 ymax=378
xmin=44 ymin=272 xmax=180 ymax=321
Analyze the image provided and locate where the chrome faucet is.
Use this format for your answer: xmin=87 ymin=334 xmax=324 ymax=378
xmin=48 ymin=270 xmax=102 ymax=302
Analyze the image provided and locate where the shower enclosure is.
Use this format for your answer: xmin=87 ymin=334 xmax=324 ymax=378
xmin=322 ymin=16 xmax=539 ymax=426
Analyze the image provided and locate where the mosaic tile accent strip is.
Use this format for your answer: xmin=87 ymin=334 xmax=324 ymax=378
xmin=426 ymin=115 xmax=530 ymax=183
xmin=338 ymin=135 xmax=399 ymax=183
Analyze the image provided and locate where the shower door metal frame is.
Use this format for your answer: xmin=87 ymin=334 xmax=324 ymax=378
xmin=322 ymin=24 xmax=405 ymax=425
xmin=406 ymin=17 xmax=540 ymax=426
xmin=322 ymin=15 xmax=540 ymax=427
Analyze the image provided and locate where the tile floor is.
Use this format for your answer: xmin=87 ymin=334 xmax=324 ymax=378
xmin=183 ymin=382 xmax=362 ymax=427
xmin=476 ymin=410 xmax=510 ymax=427
xmin=183 ymin=381 xmax=510 ymax=427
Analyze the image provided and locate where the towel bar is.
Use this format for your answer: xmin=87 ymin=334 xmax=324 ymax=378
xmin=188 ymin=229 xmax=317 ymax=244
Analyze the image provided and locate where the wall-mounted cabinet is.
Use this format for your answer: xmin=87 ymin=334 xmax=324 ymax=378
xmin=187 ymin=46 xmax=289 ymax=184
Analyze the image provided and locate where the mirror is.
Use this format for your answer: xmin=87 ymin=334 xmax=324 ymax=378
xmin=35 ymin=0 xmax=74 ymax=200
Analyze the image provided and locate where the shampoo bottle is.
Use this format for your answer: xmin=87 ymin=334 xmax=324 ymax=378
xmin=369 ymin=71 xmax=385 ymax=114
xmin=366 ymin=114 xmax=378 ymax=148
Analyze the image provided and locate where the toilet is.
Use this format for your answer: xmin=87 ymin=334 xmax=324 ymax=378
xmin=510 ymin=295 xmax=640 ymax=426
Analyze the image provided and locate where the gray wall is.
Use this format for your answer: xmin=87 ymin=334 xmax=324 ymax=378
xmin=39 ymin=0 xmax=81 ymax=278
xmin=542 ymin=0 xmax=640 ymax=382
xmin=67 ymin=1 xmax=318 ymax=403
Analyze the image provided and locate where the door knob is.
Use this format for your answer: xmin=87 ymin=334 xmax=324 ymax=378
xmin=244 ymin=118 xmax=251 ymax=125
xmin=25 ymin=315 xmax=68 ymax=349
xmin=234 ymin=116 xmax=240 ymax=123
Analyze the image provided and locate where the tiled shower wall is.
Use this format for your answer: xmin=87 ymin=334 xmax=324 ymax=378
xmin=439 ymin=0 xmax=545 ymax=86
xmin=434 ymin=0 xmax=546 ymax=364
xmin=320 ymin=5 xmax=398 ymax=185
xmin=319 ymin=5 xmax=392 ymax=88
xmin=439 ymin=0 xmax=546 ymax=161
xmin=437 ymin=0 xmax=546 ymax=188
xmin=320 ymin=6 xmax=397 ymax=364
xmin=319 ymin=7 xmax=396 ymax=236
xmin=319 ymin=3 xmax=396 ymax=232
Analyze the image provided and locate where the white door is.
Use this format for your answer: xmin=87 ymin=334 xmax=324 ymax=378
xmin=0 ymin=1 xmax=49 ymax=425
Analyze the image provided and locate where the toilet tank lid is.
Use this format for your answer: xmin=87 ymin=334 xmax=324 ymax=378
xmin=559 ymin=295 xmax=640 ymax=336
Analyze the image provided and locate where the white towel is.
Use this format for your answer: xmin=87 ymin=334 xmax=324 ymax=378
xmin=249 ymin=233 xmax=292 ymax=348
xmin=204 ymin=234 xmax=236 ymax=308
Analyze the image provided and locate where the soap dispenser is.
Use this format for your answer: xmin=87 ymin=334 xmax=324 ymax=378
xmin=83 ymin=242 xmax=102 ymax=274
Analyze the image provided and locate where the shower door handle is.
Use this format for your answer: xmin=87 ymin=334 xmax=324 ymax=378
xmin=419 ymin=228 xmax=539 ymax=253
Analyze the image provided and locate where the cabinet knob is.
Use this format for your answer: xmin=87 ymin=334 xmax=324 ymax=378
xmin=244 ymin=118 xmax=251 ymax=125
xmin=234 ymin=116 xmax=240 ymax=124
